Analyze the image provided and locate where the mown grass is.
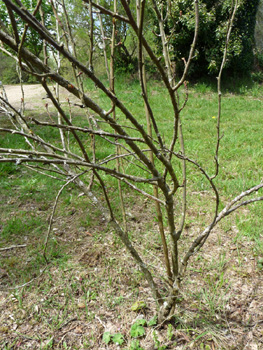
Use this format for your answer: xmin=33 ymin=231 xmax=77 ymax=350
xmin=0 ymin=78 xmax=263 ymax=349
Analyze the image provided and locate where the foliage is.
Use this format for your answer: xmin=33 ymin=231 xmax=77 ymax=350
xmin=153 ymin=0 xmax=260 ymax=78
xmin=0 ymin=0 xmax=52 ymax=57
xmin=130 ymin=319 xmax=147 ymax=338
xmin=0 ymin=53 xmax=19 ymax=84
xmin=0 ymin=52 xmax=37 ymax=84
xmin=97 ymin=0 xmax=139 ymax=73
xmin=131 ymin=300 xmax=147 ymax=311
xmin=102 ymin=331 xmax=124 ymax=345
xmin=129 ymin=340 xmax=145 ymax=350
xmin=252 ymin=49 xmax=263 ymax=82
xmin=0 ymin=0 xmax=52 ymax=83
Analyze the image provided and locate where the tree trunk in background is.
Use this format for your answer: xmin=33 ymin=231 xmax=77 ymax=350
xmin=255 ymin=0 xmax=263 ymax=52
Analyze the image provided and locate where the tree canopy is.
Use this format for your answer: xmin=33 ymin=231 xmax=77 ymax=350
xmin=152 ymin=0 xmax=260 ymax=78
xmin=0 ymin=0 xmax=259 ymax=81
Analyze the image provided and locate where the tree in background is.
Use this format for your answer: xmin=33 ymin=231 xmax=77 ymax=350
xmin=152 ymin=0 xmax=260 ymax=78
xmin=0 ymin=0 xmax=52 ymax=84
xmin=0 ymin=0 xmax=52 ymax=57
xmin=0 ymin=52 xmax=19 ymax=83
xmin=1 ymin=0 xmax=260 ymax=81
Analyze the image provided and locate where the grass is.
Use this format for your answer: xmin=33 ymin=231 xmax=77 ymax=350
xmin=0 ymin=77 xmax=263 ymax=349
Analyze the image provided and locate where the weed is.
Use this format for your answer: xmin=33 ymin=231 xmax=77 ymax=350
xmin=130 ymin=319 xmax=147 ymax=338
xmin=129 ymin=339 xmax=144 ymax=350
xmin=153 ymin=330 xmax=167 ymax=350
xmin=102 ymin=331 xmax=125 ymax=345
xmin=167 ymin=323 xmax=174 ymax=341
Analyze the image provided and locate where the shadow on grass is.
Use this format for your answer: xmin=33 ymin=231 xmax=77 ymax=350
xmin=190 ymin=73 xmax=263 ymax=96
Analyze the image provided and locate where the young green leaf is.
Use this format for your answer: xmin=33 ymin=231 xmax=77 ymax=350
xmin=130 ymin=324 xmax=145 ymax=338
xmin=135 ymin=319 xmax=147 ymax=326
xmin=102 ymin=332 xmax=111 ymax=344
xmin=112 ymin=333 xmax=124 ymax=345
xmin=130 ymin=339 xmax=144 ymax=350
xmin=131 ymin=300 xmax=146 ymax=311
xmin=148 ymin=316 xmax=157 ymax=326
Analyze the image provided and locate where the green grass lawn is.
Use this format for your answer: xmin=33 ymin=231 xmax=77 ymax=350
xmin=0 ymin=78 xmax=262 ymax=349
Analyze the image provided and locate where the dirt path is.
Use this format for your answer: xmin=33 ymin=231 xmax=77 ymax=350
xmin=3 ymin=84 xmax=46 ymax=110
xmin=2 ymin=84 xmax=78 ymax=112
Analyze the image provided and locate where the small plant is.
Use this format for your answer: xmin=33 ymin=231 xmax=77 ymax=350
xmin=131 ymin=300 xmax=147 ymax=311
xmin=102 ymin=331 xmax=125 ymax=345
xmin=129 ymin=339 xmax=144 ymax=350
xmin=148 ymin=316 xmax=158 ymax=327
xmin=257 ymin=257 xmax=263 ymax=270
xmin=167 ymin=323 xmax=174 ymax=341
xmin=130 ymin=319 xmax=147 ymax=338
xmin=152 ymin=330 xmax=167 ymax=350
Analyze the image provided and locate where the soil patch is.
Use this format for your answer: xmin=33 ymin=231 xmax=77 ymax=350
xmin=2 ymin=84 xmax=79 ymax=111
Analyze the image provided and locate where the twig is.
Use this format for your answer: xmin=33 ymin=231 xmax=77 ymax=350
xmin=0 ymin=244 xmax=27 ymax=251
xmin=212 ymin=0 xmax=238 ymax=180
xmin=57 ymin=317 xmax=77 ymax=330
xmin=95 ymin=315 xmax=106 ymax=328
xmin=14 ymin=332 xmax=40 ymax=341
xmin=31 ymin=119 xmax=146 ymax=143
xmin=96 ymin=0 xmax=110 ymax=80
xmin=0 ymin=127 xmax=83 ymax=161
xmin=86 ymin=0 xmax=130 ymax=23
xmin=43 ymin=171 xmax=87 ymax=261
xmin=137 ymin=0 xmax=172 ymax=280
xmin=0 ymin=265 xmax=49 ymax=291
xmin=173 ymin=0 xmax=199 ymax=91
xmin=23 ymin=164 xmax=66 ymax=180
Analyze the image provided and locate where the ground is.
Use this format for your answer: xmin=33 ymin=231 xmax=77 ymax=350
xmin=2 ymin=84 xmax=78 ymax=110
xmin=0 ymin=84 xmax=263 ymax=350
